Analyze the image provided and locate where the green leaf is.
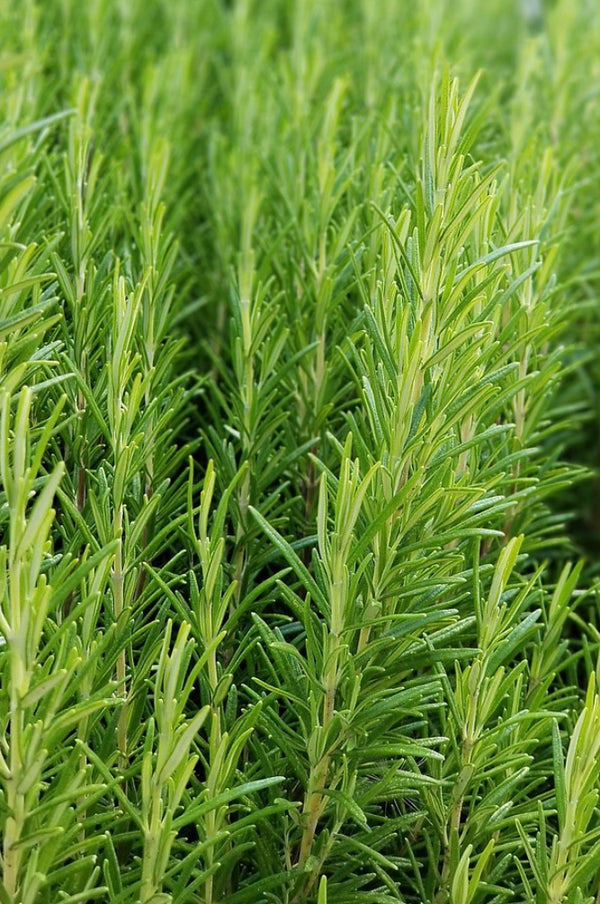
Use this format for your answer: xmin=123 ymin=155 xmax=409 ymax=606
xmin=249 ymin=505 xmax=328 ymax=614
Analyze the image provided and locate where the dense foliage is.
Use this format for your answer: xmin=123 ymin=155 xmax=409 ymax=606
xmin=1 ymin=1 xmax=600 ymax=902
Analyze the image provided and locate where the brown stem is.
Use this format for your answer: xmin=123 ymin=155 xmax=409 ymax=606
xmin=294 ymin=659 xmax=339 ymax=902
xmin=435 ymin=743 xmax=474 ymax=904
xmin=133 ymin=483 xmax=154 ymax=605
xmin=112 ymin=506 xmax=128 ymax=768
xmin=304 ymin=456 xmax=317 ymax=524
xmin=302 ymin=455 xmax=318 ymax=567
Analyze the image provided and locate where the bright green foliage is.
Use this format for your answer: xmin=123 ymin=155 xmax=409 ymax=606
xmin=1 ymin=1 xmax=600 ymax=903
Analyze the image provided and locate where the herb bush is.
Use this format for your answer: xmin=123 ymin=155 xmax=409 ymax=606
xmin=1 ymin=1 xmax=600 ymax=902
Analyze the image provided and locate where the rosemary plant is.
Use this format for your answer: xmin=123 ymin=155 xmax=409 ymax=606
xmin=1 ymin=1 xmax=600 ymax=903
